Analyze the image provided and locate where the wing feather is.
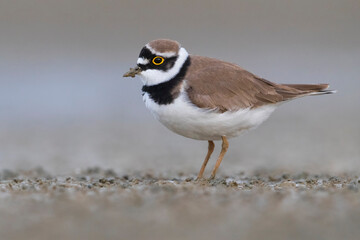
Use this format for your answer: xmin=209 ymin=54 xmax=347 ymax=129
xmin=185 ymin=56 xmax=290 ymax=112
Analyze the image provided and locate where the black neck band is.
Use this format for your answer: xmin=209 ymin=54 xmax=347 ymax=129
xmin=142 ymin=56 xmax=191 ymax=105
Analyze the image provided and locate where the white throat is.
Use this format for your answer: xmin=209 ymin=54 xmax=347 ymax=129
xmin=139 ymin=47 xmax=189 ymax=86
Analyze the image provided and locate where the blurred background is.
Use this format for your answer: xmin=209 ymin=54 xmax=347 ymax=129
xmin=0 ymin=0 xmax=359 ymax=175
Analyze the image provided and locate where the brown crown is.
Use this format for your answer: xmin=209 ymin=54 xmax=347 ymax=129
xmin=148 ymin=39 xmax=180 ymax=54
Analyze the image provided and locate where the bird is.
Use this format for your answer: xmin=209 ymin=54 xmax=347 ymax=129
xmin=123 ymin=39 xmax=335 ymax=180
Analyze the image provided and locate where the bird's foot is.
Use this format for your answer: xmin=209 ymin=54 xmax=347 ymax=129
xmin=195 ymin=176 xmax=204 ymax=181
xmin=209 ymin=174 xmax=216 ymax=180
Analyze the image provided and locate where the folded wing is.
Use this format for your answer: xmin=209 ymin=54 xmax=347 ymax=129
xmin=185 ymin=56 xmax=331 ymax=112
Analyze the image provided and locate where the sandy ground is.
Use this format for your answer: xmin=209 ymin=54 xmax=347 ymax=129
xmin=0 ymin=112 xmax=359 ymax=240
xmin=1 ymin=168 xmax=360 ymax=240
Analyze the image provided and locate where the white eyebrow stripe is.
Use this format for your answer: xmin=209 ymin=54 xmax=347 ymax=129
xmin=145 ymin=44 xmax=177 ymax=58
xmin=158 ymin=52 xmax=177 ymax=57
xmin=137 ymin=58 xmax=149 ymax=65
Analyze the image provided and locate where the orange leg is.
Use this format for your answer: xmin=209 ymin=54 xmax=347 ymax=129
xmin=210 ymin=136 xmax=229 ymax=179
xmin=196 ymin=141 xmax=215 ymax=180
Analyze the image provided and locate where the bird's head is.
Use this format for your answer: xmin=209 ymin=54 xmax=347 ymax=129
xmin=123 ymin=39 xmax=189 ymax=86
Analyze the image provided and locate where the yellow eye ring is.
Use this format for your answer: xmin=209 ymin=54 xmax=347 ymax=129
xmin=152 ymin=56 xmax=164 ymax=65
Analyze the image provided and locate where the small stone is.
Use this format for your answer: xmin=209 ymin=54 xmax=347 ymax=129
xmin=13 ymin=179 xmax=21 ymax=183
xmin=279 ymin=180 xmax=296 ymax=188
xmin=99 ymin=178 xmax=107 ymax=184
xmin=228 ymin=181 xmax=238 ymax=187
xmin=282 ymin=174 xmax=290 ymax=179
xmin=185 ymin=177 xmax=192 ymax=182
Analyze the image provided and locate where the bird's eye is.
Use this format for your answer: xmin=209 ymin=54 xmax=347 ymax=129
xmin=152 ymin=56 xmax=164 ymax=65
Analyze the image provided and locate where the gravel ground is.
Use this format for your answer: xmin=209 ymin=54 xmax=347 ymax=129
xmin=1 ymin=168 xmax=360 ymax=240
xmin=0 ymin=111 xmax=358 ymax=240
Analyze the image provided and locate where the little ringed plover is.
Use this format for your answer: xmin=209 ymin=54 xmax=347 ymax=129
xmin=124 ymin=39 xmax=335 ymax=179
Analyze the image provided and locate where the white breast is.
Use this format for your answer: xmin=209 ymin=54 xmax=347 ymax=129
xmin=143 ymin=86 xmax=277 ymax=141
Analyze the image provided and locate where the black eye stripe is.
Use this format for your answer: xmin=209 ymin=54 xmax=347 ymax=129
xmin=138 ymin=47 xmax=178 ymax=71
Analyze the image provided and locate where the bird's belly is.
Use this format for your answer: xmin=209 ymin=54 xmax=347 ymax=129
xmin=143 ymin=93 xmax=277 ymax=141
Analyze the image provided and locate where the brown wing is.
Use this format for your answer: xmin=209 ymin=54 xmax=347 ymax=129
xmin=185 ymin=56 xmax=329 ymax=112
xmin=185 ymin=56 xmax=290 ymax=112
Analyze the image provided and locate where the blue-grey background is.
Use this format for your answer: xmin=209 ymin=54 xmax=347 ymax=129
xmin=0 ymin=0 xmax=359 ymax=174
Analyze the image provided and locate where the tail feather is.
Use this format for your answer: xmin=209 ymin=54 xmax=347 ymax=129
xmin=308 ymin=89 xmax=337 ymax=96
xmin=277 ymin=83 xmax=336 ymax=100
xmin=282 ymin=83 xmax=329 ymax=92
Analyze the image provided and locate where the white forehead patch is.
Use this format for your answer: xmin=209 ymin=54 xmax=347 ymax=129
xmin=146 ymin=44 xmax=177 ymax=58
xmin=137 ymin=58 xmax=149 ymax=65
